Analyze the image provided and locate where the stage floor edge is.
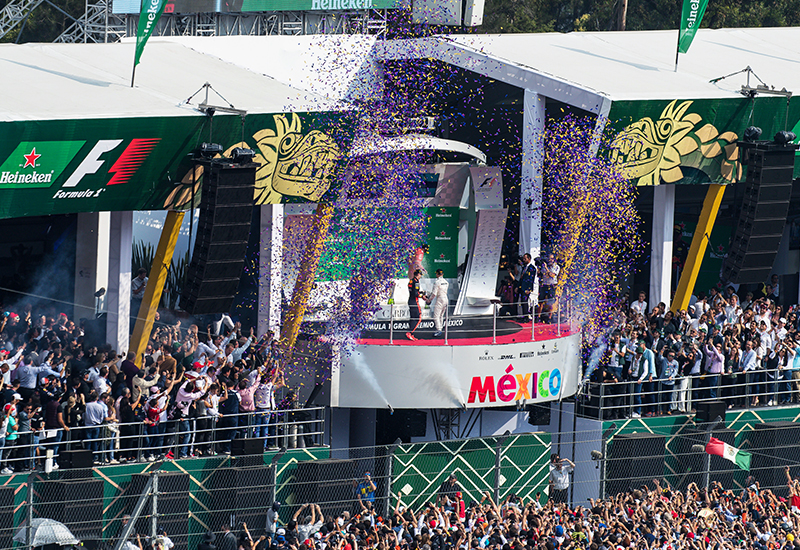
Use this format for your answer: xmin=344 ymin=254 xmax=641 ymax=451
xmin=356 ymin=322 xmax=577 ymax=346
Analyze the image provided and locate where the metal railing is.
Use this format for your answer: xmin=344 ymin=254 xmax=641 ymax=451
xmin=371 ymin=298 xmax=576 ymax=345
xmin=581 ymin=367 xmax=800 ymax=419
xmin=0 ymin=407 xmax=325 ymax=473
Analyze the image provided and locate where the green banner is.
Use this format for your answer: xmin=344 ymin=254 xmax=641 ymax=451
xmin=608 ymin=95 xmax=800 ymax=186
xmin=678 ymin=0 xmax=709 ymax=54
xmin=317 ymin=206 xmax=460 ymax=282
xmin=135 ymin=0 xmax=168 ymax=67
xmin=421 ymin=207 xmax=459 ymax=278
xmin=0 ymin=112 xmax=352 ymax=220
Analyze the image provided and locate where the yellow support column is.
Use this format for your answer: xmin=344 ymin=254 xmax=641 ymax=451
xmin=279 ymin=202 xmax=334 ymax=365
xmin=130 ymin=210 xmax=185 ymax=367
xmin=671 ymin=184 xmax=726 ymax=313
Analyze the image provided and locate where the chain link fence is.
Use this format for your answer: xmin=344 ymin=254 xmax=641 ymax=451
xmin=2 ymin=413 xmax=800 ymax=550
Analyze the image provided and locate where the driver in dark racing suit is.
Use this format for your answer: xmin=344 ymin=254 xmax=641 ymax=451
xmin=406 ymin=269 xmax=426 ymax=341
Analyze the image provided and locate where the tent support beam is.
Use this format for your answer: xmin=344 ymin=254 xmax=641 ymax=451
xmin=671 ymin=184 xmax=726 ymax=313
xmin=130 ymin=210 xmax=184 ymax=366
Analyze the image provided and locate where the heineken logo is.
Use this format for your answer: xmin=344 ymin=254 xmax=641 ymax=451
xmin=310 ymin=0 xmax=373 ymax=8
xmin=0 ymin=139 xmax=160 ymax=194
xmin=23 ymin=148 xmax=41 ymax=168
xmin=0 ymin=141 xmax=84 ymax=189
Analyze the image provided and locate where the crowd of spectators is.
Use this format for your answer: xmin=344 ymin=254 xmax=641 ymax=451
xmin=0 ymin=304 xmax=307 ymax=474
xmin=588 ymin=279 xmax=800 ymax=419
xmin=185 ymin=469 xmax=800 ymax=550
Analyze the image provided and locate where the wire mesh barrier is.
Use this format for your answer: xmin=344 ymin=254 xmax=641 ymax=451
xmin=2 ymin=415 xmax=800 ymax=550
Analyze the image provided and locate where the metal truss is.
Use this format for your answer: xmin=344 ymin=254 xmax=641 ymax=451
xmin=430 ymin=408 xmax=483 ymax=441
xmin=54 ymin=0 xmax=126 ymax=43
xmin=117 ymin=8 xmax=387 ymax=40
xmin=0 ymin=0 xmax=45 ymax=41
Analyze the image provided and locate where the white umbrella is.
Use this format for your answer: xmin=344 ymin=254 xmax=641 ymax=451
xmin=13 ymin=518 xmax=80 ymax=547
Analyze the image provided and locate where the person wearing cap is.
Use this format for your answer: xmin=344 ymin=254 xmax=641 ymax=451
xmin=198 ymin=531 xmax=217 ymax=550
xmin=628 ymin=342 xmax=655 ymax=418
xmin=14 ymin=354 xmax=61 ymax=402
xmin=406 ymin=269 xmax=426 ymax=341
xmin=266 ymin=501 xmax=281 ymax=544
xmin=438 ymin=472 xmax=462 ymax=509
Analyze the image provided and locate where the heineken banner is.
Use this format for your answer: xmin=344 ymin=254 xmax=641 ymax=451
xmin=134 ymin=0 xmax=168 ymax=68
xmin=608 ymin=95 xmax=800 ymax=186
xmin=678 ymin=0 xmax=709 ymax=54
xmin=0 ymin=112 xmax=352 ymax=220
xmin=114 ymin=0 xmax=399 ymax=14
xmin=316 ymin=206 xmax=460 ymax=281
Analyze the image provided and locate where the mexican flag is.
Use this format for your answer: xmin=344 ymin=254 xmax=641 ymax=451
xmin=705 ymin=437 xmax=751 ymax=471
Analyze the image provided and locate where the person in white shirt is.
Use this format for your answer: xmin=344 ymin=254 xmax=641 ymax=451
xmin=429 ymin=269 xmax=449 ymax=337
xmin=548 ymin=453 xmax=575 ymax=504
xmin=631 ymin=291 xmax=648 ymax=316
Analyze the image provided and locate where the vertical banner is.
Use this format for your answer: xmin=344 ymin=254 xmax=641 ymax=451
xmin=678 ymin=0 xmax=709 ymax=54
xmin=132 ymin=0 xmax=168 ymax=85
xmin=455 ymin=208 xmax=508 ymax=314
xmin=470 ymin=166 xmax=504 ymax=210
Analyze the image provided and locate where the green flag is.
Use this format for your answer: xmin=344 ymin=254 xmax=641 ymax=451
xmin=678 ymin=0 xmax=709 ymax=54
xmin=134 ymin=0 xmax=168 ymax=69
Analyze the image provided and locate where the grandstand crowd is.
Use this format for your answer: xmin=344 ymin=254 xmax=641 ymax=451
xmin=0 ymin=305 xmax=298 ymax=473
xmin=589 ymin=282 xmax=800 ymax=418
xmin=183 ymin=468 xmax=800 ymax=550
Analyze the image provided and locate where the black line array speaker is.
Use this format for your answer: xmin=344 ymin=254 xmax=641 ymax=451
xmin=527 ymin=402 xmax=552 ymax=426
xmin=232 ymin=437 xmax=265 ymax=456
xmin=677 ymin=428 xmax=737 ymax=492
xmin=0 ymin=486 xmax=14 ymax=550
xmin=750 ymin=421 xmax=800 ymax=495
xmin=294 ymin=459 xmax=356 ymax=517
xmin=606 ymin=433 xmax=665 ymax=497
xmin=212 ymin=466 xmax=273 ymax=533
xmin=694 ymin=400 xmax=727 ymax=424
xmin=181 ymin=160 xmax=256 ymax=315
xmin=723 ymin=142 xmax=798 ymax=284
xmin=38 ymin=479 xmax=103 ymax=540
xmin=131 ymin=472 xmax=190 ymax=550
xmin=58 ymin=449 xmax=94 ymax=479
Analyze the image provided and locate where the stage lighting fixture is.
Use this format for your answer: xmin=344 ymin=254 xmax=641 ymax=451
xmin=198 ymin=142 xmax=223 ymax=158
xmin=743 ymin=126 xmax=762 ymax=142
xmin=774 ymin=131 xmax=797 ymax=145
xmin=231 ymin=147 xmax=256 ymax=164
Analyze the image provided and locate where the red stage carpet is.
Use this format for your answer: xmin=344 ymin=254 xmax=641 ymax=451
xmin=357 ymin=322 xmax=576 ymax=346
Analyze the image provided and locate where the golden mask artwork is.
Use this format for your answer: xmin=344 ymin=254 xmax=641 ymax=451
xmin=610 ymin=100 xmax=740 ymax=186
xmin=164 ymin=114 xmax=342 ymax=208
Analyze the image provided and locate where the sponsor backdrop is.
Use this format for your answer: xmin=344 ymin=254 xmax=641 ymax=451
xmin=333 ymin=333 xmax=581 ymax=409
xmin=0 ymin=112 xmax=352 ymax=219
xmin=306 ymin=206 xmax=459 ymax=282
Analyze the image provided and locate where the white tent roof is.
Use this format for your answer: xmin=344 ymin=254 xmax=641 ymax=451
xmin=0 ymin=40 xmax=339 ymax=122
xmin=379 ymin=27 xmax=800 ymax=112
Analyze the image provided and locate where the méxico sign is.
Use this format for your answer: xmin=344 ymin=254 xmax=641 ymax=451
xmin=333 ymin=333 xmax=580 ymax=409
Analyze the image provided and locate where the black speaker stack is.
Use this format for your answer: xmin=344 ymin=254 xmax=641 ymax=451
xmin=0 ymin=486 xmax=14 ymax=549
xmin=130 ymin=472 xmax=190 ymax=550
xmin=750 ymin=421 xmax=800 ymax=495
xmin=181 ymin=159 xmax=256 ymax=315
xmin=294 ymin=459 xmax=357 ymax=517
xmin=694 ymin=400 xmax=727 ymax=425
xmin=37 ymin=478 xmax=103 ymax=540
xmin=527 ymin=402 xmax=552 ymax=426
xmin=722 ymin=141 xmax=798 ymax=284
xmin=606 ymin=433 xmax=665 ymax=497
xmin=211 ymin=465 xmax=273 ymax=533
xmin=58 ymin=449 xmax=94 ymax=479
xmin=231 ymin=437 xmax=265 ymax=457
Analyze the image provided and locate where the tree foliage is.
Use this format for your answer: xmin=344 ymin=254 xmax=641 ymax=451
xmin=483 ymin=0 xmax=800 ymax=34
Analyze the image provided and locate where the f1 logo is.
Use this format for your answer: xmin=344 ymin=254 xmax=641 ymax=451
xmin=62 ymin=138 xmax=159 ymax=188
